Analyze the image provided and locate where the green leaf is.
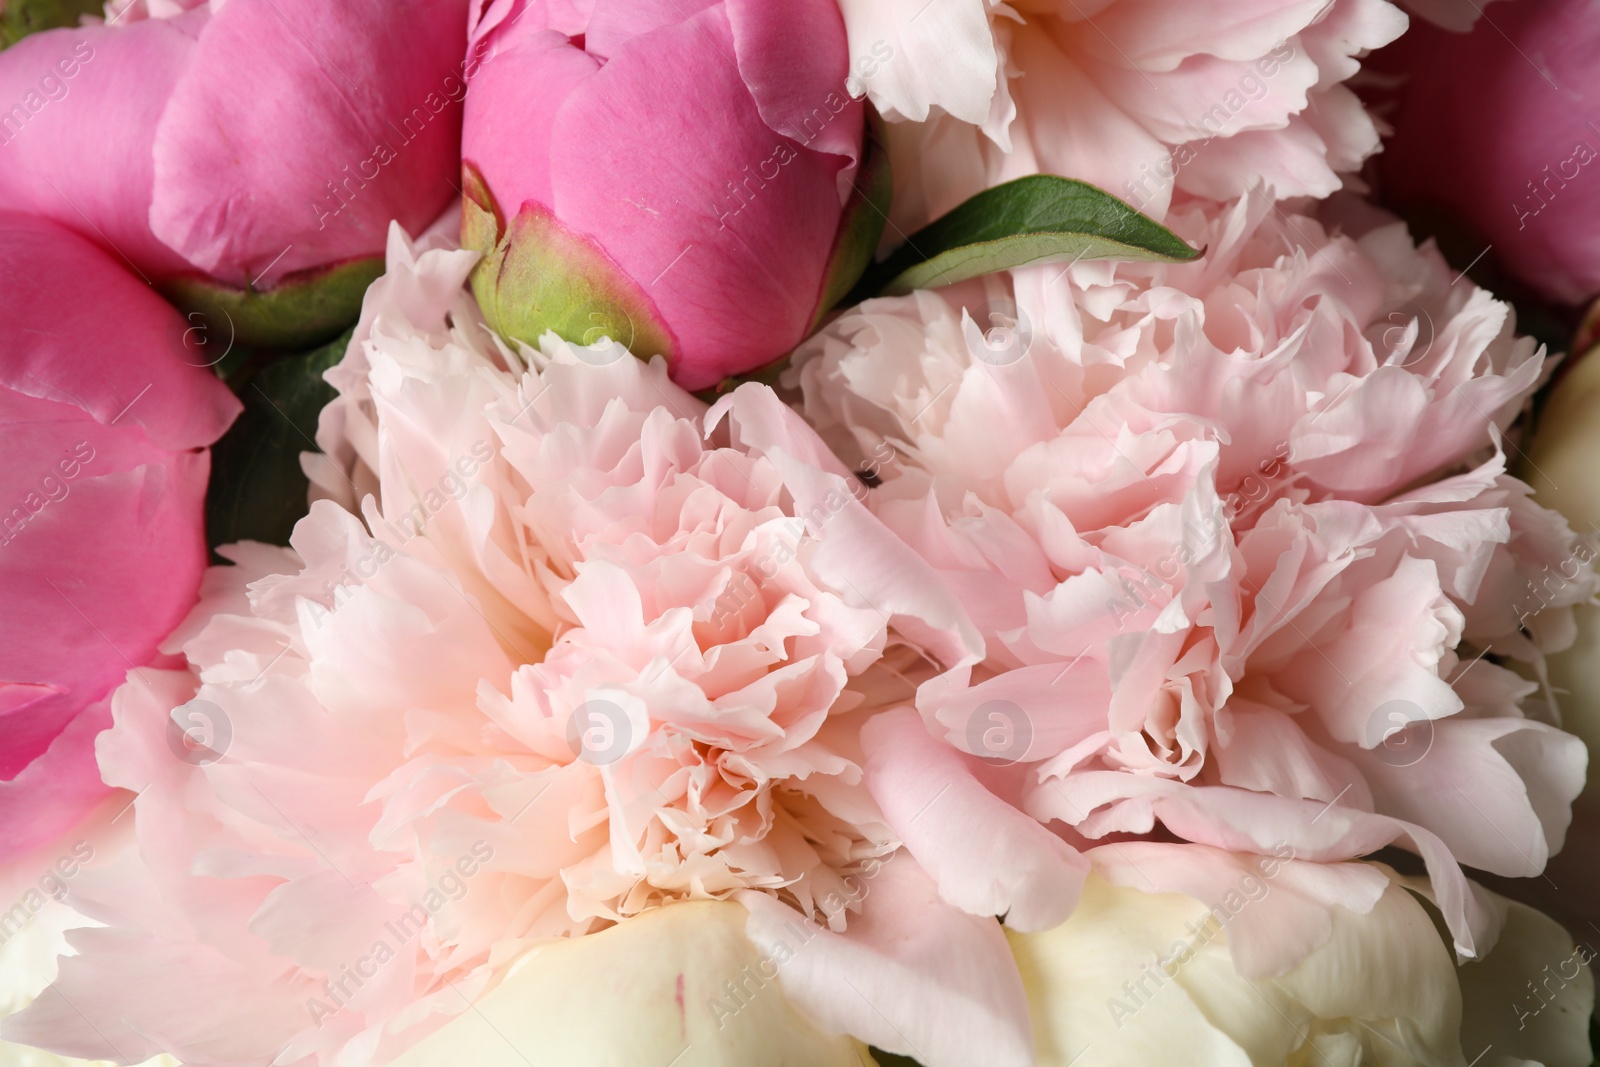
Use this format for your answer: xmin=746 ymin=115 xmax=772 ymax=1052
xmin=856 ymin=175 xmax=1200 ymax=299
xmin=205 ymin=331 xmax=348 ymax=552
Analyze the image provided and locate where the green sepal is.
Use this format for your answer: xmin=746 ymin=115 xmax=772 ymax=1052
xmin=462 ymin=161 xmax=675 ymax=360
xmin=160 ymin=257 xmax=383 ymax=353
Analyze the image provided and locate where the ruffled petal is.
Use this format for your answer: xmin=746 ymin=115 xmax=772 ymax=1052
xmin=739 ymin=854 xmax=1033 ymax=1067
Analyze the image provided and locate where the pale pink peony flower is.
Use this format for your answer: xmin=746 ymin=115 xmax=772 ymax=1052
xmin=788 ymin=193 xmax=1595 ymax=960
xmin=840 ymin=0 xmax=1408 ymax=230
xmin=5 ymin=226 xmax=979 ymax=1066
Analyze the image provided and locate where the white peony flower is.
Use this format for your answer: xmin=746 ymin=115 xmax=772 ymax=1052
xmin=1009 ymin=850 xmax=1464 ymax=1066
xmin=390 ymin=900 xmax=869 ymax=1067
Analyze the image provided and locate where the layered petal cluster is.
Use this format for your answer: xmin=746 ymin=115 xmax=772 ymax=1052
xmin=842 ymin=0 xmax=1408 ymax=229
xmin=0 ymin=211 xmax=238 ymax=860
xmin=0 ymin=0 xmax=466 ymax=288
xmin=6 ymin=227 xmax=974 ymax=1067
xmin=789 ymin=193 xmax=1595 ymax=958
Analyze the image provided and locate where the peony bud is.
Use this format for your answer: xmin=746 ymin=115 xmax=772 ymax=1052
xmin=0 ymin=0 xmax=468 ymax=347
xmin=1379 ymin=0 xmax=1600 ymax=306
xmin=391 ymin=901 xmax=868 ymax=1067
xmin=0 ymin=211 xmax=238 ymax=860
xmin=460 ymin=0 xmax=886 ymax=390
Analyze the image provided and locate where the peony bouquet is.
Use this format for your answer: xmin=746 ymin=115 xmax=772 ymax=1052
xmin=3 ymin=0 xmax=1600 ymax=1065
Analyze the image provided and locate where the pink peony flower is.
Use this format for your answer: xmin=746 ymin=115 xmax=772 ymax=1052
xmin=1397 ymin=0 xmax=1515 ymax=32
xmin=0 ymin=211 xmax=238 ymax=860
xmin=461 ymin=0 xmax=876 ymax=390
xmin=0 ymin=0 xmax=467 ymax=294
xmin=5 ymin=226 xmax=975 ymax=1066
xmin=1378 ymin=0 xmax=1600 ymax=306
xmin=788 ymin=192 xmax=1595 ymax=959
xmin=840 ymin=0 xmax=1408 ymax=230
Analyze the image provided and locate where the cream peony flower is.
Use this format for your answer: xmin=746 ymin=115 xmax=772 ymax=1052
xmin=1452 ymin=887 xmax=1595 ymax=1067
xmin=1006 ymin=845 xmax=1591 ymax=1067
xmin=390 ymin=901 xmax=868 ymax=1067
xmin=789 ymin=194 xmax=1595 ymax=961
xmin=837 ymin=0 xmax=1408 ymax=229
xmin=1522 ymin=344 xmax=1600 ymax=805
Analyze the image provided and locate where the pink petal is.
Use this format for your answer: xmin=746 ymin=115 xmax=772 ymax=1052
xmin=834 ymin=0 xmax=999 ymax=130
xmin=1067 ymin=0 xmax=1331 ymax=70
xmin=0 ymin=445 xmax=212 ymax=767
xmin=0 ymin=213 xmax=241 ymax=450
xmin=1032 ymin=772 xmax=1496 ymax=959
xmin=725 ymin=0 xmax=861 ymax=164
xmin=462 ymin=28 xmax=598 ymax=221
xmin=0 ymin=212 xmax=233 ymax=862
xmin=4 ymin=926 xmax=310 ymax=1063
xmin=862 ymin=708 xmax=1088 ymax=931
xmin=0 ymin=700 xmax=114 ymax=857
xmin=0 ymin=14 xmax=203 ymax=278
xmin=709 ymin=384 xmax=985 ymax=667
xmin=149 ymin=0 xmax=469 ymax=284
xmin=919 ymin=662 xmax=1113 ymax=764
xmin=1088 ymin=841 xmax=1391 ymax=980
xmin=739 ymin=853 xmax=1033 ymax=1067
xmin=1349 ymin=716 xmax=1585 ymax=878
xmin=583 ymin=0 xmax=716 ymax=60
